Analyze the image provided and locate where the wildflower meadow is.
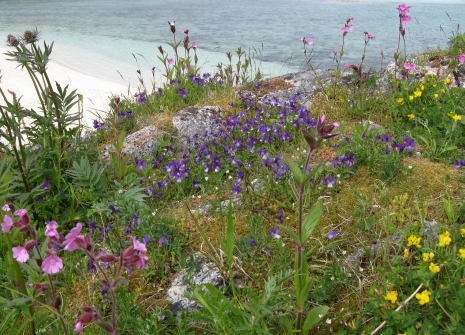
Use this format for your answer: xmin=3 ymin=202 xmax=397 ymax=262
xmin=1 ymin=3 xmax=465 ymax=334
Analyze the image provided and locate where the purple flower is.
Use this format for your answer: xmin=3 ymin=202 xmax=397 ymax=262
xmin=232 ymin=185 xmax=242 ymax=198
xmin=142 ymin=235 xmax=151 ymax=244
xmin=135 ymin=158 xmax=146 ymax=171
xmin=158 ymin=236 xmax=169 ymax=246
xmin=89 ymin=221 xmax=97 ymax=235
xmin=323 ymin=177 xmax=336 ymax=188
xmin=93 ymin=119 xmax=106 ymax=131
xmin=101 ymin=285 xmax=109 ymax=300
xmin=123 ymin=227 xmax=131 ymax=234
xmin=404 ymin=138 xmax=415 ymax=152
xmin=276 ymin=210 xmax=284 ymax=224
xmin=327 ymin=230 xmax=338 ymax=240
xmin=193 ymin=180 xmax=201 ymax=188
xmin=108 ymin=205 xmax=121 ymax=213
xmin=41 ymin=180 xmax=50 ymax=189
xmin=455 ymin=160 xmax=465 ymax=169
xmin=249 ymin=238 xmax=257 ymax=247
xmin=269 ymin=227 xmax=281 ymax=239
xmin=344 ymin=154 xmax=355 ymax=167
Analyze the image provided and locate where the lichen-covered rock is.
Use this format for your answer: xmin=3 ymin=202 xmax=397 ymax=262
xmin=101 ymin=125 xmax=161 ymax=160
xmin=166 ymin=256 xmax=224 ymax=316
xmin=171 ymin=106 xmax=223 ymax=146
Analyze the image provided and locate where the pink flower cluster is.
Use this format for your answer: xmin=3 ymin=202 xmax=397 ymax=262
xmin=397 ymin=3 xmax=411 ymax=25
xmin=458 ymin=54 xmax=465 ymax=64
xmin=403 ymin=62 xmax=416 ymax=70
xmin=341 ymin=17 xmax=354 ymax=36
xmin=299 ymin=36 xmax=314 ymax=46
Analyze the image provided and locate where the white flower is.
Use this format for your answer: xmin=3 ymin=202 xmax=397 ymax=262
xmin=205 ymin=177 xmax=209 ymax=181
xmin=359 ymin=267 xmax=364 ymax=272
xmin=331 ymin=276 xmax=335 ymax=281
xmin=408 ymin=165 xmax=412 ymax=169
xmin=318 ymin=314 xmax=323 ymax=319
xmin=2 ymin=204 xmax=10 ymax=211
xmin=326 ymin=319 xmax=332 ymax=324
xmin=118 ymin=189 xmax=123 ymax=194
xmin=342 ymin=250 xmax=347 ymax=255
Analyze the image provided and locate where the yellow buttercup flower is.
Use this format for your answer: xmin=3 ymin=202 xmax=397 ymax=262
xmin=438 ymin=231 xmax=451 ymax=247
xmin=444 ymin=77 xmax=451 ymax=85
xmin=407 ymin=235 xmax=422 ymax=248
xmin=420 ymin=84 xmax=425 ymax=91
xmin=414 ymin=89 xmax=422 ymax=97
xmin=441 ymin=88 xmax=446 ymax=93
xmin=384 ymin=291 xmax=398 ymax=304
xmin=452 ymin=115 xmax=462 ymax=122
xmin=459 ymin=249 xmax=465 ymax=259
xmin=397 ymin=97 xmax=405 ymax=104
xmin=434 ymin=93 xmax=439 ymax=99
xmin=433 ymin=84 xmax=437 ymax=88
xmin=407 ymin=114 xmax=415 ymax=120
xmin=409 ymin=95 xmax=414 ymax=101
xmin=423 ymin=252 xmax=434 ymax=262
xmin=416 ymin=289 xmax=431 ymax=305
xmin=429 ymin=262 xmax=440 ymax=274
xmin=461 ymin=228 xmax=465 ymax=237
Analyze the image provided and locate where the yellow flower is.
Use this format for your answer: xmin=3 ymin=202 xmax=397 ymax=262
xmin=461 ymin=228 xmax=465 ymax=237
xmin=384 ymin=291 xmax=398 ymax=304
xmin=441 ymin=88 xmax=446 ymax=93
xmin=433 ymin=84 xmax=437 ymax=88
xmin=420 ymin=84 xmax=425 ymax=91
xmin=404 ymin=248 xmax=410 ymax=258
xmin=407 ymin=114 xmax=415 ymax=120
xmin=434 ymin=93 xmax=439 ymax=99
xmin=429 ymin=262 xmax=440 ymax=274
xmin=407 ymin=235 xmax=422 ymax=248
xmin=423 ymin=252 xmax=434 ymax=262
xmin=409 ymin=95 xmax=414 ymax=101
xmin=438 ymin=231 xmax=451 ymax=247
xmin=444 ymin=77 xmax=451 ymax=85
xmin=452 ymin=115 xmax=462 ymax=122
xmin=414 ymin=90 xmax=422 ymax=97
xmin=459 ymin=249 xmax=465 ymax=259
xmin=397 ymin=97 xmax=405 ymax=104
xmin=416 ymin=289 xmax=431 ymax=305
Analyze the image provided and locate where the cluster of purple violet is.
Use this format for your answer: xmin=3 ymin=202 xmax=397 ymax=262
xmin=139 ymin=90 xmax=359 ymax=201
xmin=375 ymin=133 xmax=416 ymax=155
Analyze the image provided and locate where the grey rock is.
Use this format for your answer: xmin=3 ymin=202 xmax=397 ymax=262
xmin=171 ymin=106 xmax=223 ymax=146
xmin=166 ymin=256 xmax=224 ymax=315
xmin=423 ymin=220 xmax=439 ymax=243
xmin=101 ymin=125 xmax=161 ymax=160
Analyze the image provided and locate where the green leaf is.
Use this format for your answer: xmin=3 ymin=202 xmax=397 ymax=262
xmin=298 ymin=280 xmax=313 ymax=309
xmin=279 ymin=225 xmax=301 ymax=245
xmin=283 ymin=155 xmax=303 ymax=186
xmin=302 ymin=201 xmax=323 ymax=242
xmin=302 ymin=305 xmax=329 ymax=332
xmin=302 ymin=162 xmax=323 ymax=186
xmin=301 ymin=129 xmax=317 ymax=151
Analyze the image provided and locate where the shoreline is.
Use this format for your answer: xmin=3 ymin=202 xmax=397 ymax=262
xmin=0 ymin=46 xmax=132 ymax=128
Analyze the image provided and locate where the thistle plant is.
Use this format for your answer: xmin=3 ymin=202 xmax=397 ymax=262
xmin=281 ymin=115 xmax=340 ymax=333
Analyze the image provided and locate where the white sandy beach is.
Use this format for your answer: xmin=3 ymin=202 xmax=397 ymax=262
xmin=0 ymin=46 xmax=131 ymax=128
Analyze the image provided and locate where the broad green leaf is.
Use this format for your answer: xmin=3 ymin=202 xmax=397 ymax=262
xmin=302 ymin=201 xmax=323 ymax=242
xmin=283 ymin=155 xmax=303 ymax=186
xmin=279 ymin=225 xmax=301 ymax=245
xmin=298 ymin=280 xmax=313 ymax=309
xmin=302 ymin=162 xmax=324 ymax=186
xmin=302 ymin=305 xmax=329 ymax=332
xmin=301 ymin=129 xmax=317 ymax=151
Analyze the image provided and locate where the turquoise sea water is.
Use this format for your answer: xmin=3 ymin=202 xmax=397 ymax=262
xmin=1 ymin=0 xmax=465 ymax=87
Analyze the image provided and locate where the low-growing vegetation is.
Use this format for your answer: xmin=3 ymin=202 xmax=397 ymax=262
xmin=1 ymin=3 xmax=465 ymax=334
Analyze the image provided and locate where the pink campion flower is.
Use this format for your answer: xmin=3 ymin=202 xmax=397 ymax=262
xmin=45 ymin=221 xmax=60 ymax=239
xmin=306 ymin=39 xmax=313 ymax=45
xmin=2 ymin=215 xmax=13 ymax=232
xmin=133 ymin=237 xmax=147 ymax=253
xmin=42 ymin=254 xmax=63 ymax=274
xmin=135 ymin=252 xmax=149 ymax=269
xmin=366 ymin=33 xmax=376 ymax=39
xmin=74 ymin=320 xmax=83 ymax=333
xmin=401 ymin=15 xmax=411 ymax=25
xmin=63 ymin=223 xmax=84 ymax=251
xmin=14 ymin=209 xmax=29 ymax=225
xmin=2 ymin=204 xmax=10 ymax=211
xmin=403 ymin=62 xmax=416 ymax=70
xmin=12 ymin=246 xmax=30 ymax=262
xmin=168 ymin=58 xmax=174 ymax=65
xmin=333 ymin=50 xmax=337 ymax=55
xmin=340 ymin=27 xmax=347 ymax=34
xmin=458 ymin=54 xmax=465 ymax=63
xmin=192 ymin=42 xmax=198 ymax=49
xmin=348 ymin=24 xmax=354 ymax=31
xmin=397 ymin=3 xmax=410 ymax=15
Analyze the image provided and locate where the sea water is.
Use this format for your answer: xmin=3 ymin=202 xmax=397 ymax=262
xmin=1 ymin=0 xmax=465 ymax=89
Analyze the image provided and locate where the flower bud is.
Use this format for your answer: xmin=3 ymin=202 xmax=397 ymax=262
xmin=158 ymin=45 xmax=164 ymax=55
xmin=168 ymin=21 xmax=175 ymax=34
xmin=97 ymin=254 xmax=118 ymax=263
xmin=23 ymin=30 xmax=37 ymax=44
xmin=24 ymin=240 xmax=36 ymax=251
xmin=6 ymin=34 xmax=18 ymax=46
xmin=80 ymin=312 xmax=94 ymax=323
